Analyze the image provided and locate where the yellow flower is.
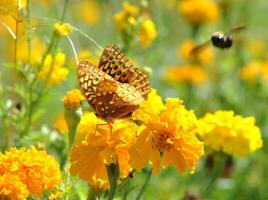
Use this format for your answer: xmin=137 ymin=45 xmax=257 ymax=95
xmin=131 ymin=90 xmax=204 ymax=174
xmin=76 ymin=112 xmax=104 ymax=143
xmin=239 ymin=60 xmax=263 ymax=82
xmin=70 ymin=119 xmax=138 ymax=190
xmin=139 ymin=18 xmax=157 ymax=48
xmin=38 ymin=52 xmax=69 ymax=85
xmin=62 ymin=89 xmax=84 ymax=110
xmin=0 ymin=0 xmax=27 ymax=14
xmin=198 ymin=110 xmax=263 ymax=156
xmin=53 ymin=112 xmax=68 ymax=134
xmin=178 ymin=0 xmax=220 ymax=25
xmin=0 ymin=174 xmax=29 ymax=200
xmin=74 ymin=1 xmax=100 ymax=24
xmin=165 ymin=65 xmax=207 ymax=85
xmin=54 ymin=22 xmax=73 ymax=36
xmin=0 ymin=147 xmax=61 ymax=197
xmin=113 ymin=1 xmax=139 ymax=30
xmin=246 ymin=40 xmax=265 ymax=57
xmin=178 ymin=39 xmax=214 ymax=64
xmin=7 ymin=36 xmax=45 ymax=65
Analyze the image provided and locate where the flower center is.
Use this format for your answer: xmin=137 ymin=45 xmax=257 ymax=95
xmin=152 ymin=129 xmax=173 ymax=152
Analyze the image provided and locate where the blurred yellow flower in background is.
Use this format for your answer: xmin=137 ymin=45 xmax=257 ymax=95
xmin=0 ymin=147 xmax=61 ymax=197
xmin=62 ymin=89 xmax=84 ymax=110
xmin=165 ymin=65 xmax=207 ymax=85
xmin=139 ymin=18 xmax=157 ymax=47
xmin=54 ymin=22 xmax=73 ymax=37
xmin=246 ymin=40 xmax=266 ymax=57
xmin=0 ymin=174 xmax=29 ymax=200
xmin=38 ymin=52 xmax=69 ymax=85
xmin=0 ymin=0 xmax=27 ymax=14
xmin=114 ymin=1 xmax=140 ymax=31
xmin=74 ymin=0 xmax=100 ymax=25
xmin=70 ymin=120 xmax=138 ymax=189
xmin=239 ymin=60 xmax=268 ymax=83
xmin=131 ymin=90 xmax=204 ymax=174
xmin=198 ymin=110 xmax=263 ymax=156
xmin=178 ymin=39 xmax=214 ymax=64
xmin=0 ymin=14 xmax=24 ymax=37
xmin=178 ymin=0 xmax=220 ymax=25
xmin=53 ymin=112 xmax=68 ymax=134
xmin=12 ymin=36 xmax=45 ymax=65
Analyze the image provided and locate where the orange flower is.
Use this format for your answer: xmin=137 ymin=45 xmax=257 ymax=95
xmin=165 ymin=65 xmax=207 ymax=85
xmin=178 ymin=0 xmax=219 ymax=25
xmin=62 ymin=89 xmax=84 ymax=110
xmin=0 ymin=174 xmax=29 ymax=200
xmin=0 ymin=147 xmax=61 ymax=197
xmin=131 ymin=90 xmax=203 ymax=174
xmin=53 ymin=112 xmax=68 ymax=134
xmin=70 ymin=120 xmax=138 ymax=190
xmin=178 ymin=39 xmax=214 ymax=64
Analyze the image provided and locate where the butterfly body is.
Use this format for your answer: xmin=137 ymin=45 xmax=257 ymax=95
xmin=77 ymin=44 xmax=150 ymax=122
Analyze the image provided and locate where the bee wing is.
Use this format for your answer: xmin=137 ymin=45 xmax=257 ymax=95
xmin=226 ymin=26 xmax=247 ymax=35
xmin=189 ymin=40 xmax=211 ymax=57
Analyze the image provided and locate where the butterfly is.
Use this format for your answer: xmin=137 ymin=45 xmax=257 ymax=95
xmin=190 ymin=26 xmax=246 ymax=56
xmin=77 ymin=44 xmax=150 ymax=123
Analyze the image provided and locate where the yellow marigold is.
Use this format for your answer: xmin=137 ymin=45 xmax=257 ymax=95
xmin=53 ymin=112 xmax=68 ymax=134
xmin=178 ymin=39 xmax=214 ymax=64
xmin=113 ymin=1 xmax=139 ymax=30
xmin=38 ymin=52 xmax=69 ymax=85
xmin=239 ymin=60 xmax=263 ymax=82
xmin=70 ymin=119 xmax=138 ymax=190
xmin=62 ymin=89 xmax=84 ymax=110
xmin=0 ymin=174 xmax=29 ymax=200
xmin=178 ymin=0 xmax=219 ymax=25
xmin=0 ymin=146 xmax=61 ymax=197
xmin=130 ymin=90 xmax=204 ymax=174
xmin=54 ymin=22 xmax=72 ymax=36
xmin=198 ymin=110 xmax=263 ymax=156
xmin=76 ymin=112 xmax=104 ymax=143
xmin=165 ymin=65 xmax=207 ymax=85
xmin=139 ymin=18 xmax=157 ymax=48
xmin=74 ymin=1 xmax=100 ymax=24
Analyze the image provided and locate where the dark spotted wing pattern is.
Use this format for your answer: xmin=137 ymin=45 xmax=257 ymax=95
xmin=77 ymin=60 xmax=144 ymax=121
xmin=98 ymin=44 xmax=150 ymax=99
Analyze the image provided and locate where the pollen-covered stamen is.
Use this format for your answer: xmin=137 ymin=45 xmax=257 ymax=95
xmin=151 ymin=129 xmax=174 ymax=152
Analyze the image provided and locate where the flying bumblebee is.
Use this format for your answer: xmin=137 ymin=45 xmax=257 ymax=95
xmin=189 ymin=26 xmax=246 ymax=56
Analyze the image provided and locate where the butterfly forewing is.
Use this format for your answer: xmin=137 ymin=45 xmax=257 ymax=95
xmin=98 ymin=44 xmax=150 ymax=99
xmin=77 ymin=58 xmax=147 ymax=121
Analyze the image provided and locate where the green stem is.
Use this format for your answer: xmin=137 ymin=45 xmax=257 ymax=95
xmin=60 ymin=0 xmax=70 ymax=21
xmin=136 ymin=168 xmax=152 ymax=200
xmin=107 ymin=164 xmax=119 ymax=200
xmin=203 ymin=154 xmax=227 ymax=197
xmin=26 ymin=0 xmax=31 ymax=64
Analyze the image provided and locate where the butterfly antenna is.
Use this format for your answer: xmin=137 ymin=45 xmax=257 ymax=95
xmin=32 ymin=17 xmax=104 ymax=51
xmin=21 ymin=23 xmax=79 ymax=65
xmin=71 ymin=26 xmax=104 ymax=51
xmin=66 ymin=35 xmax=79 ymax=65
